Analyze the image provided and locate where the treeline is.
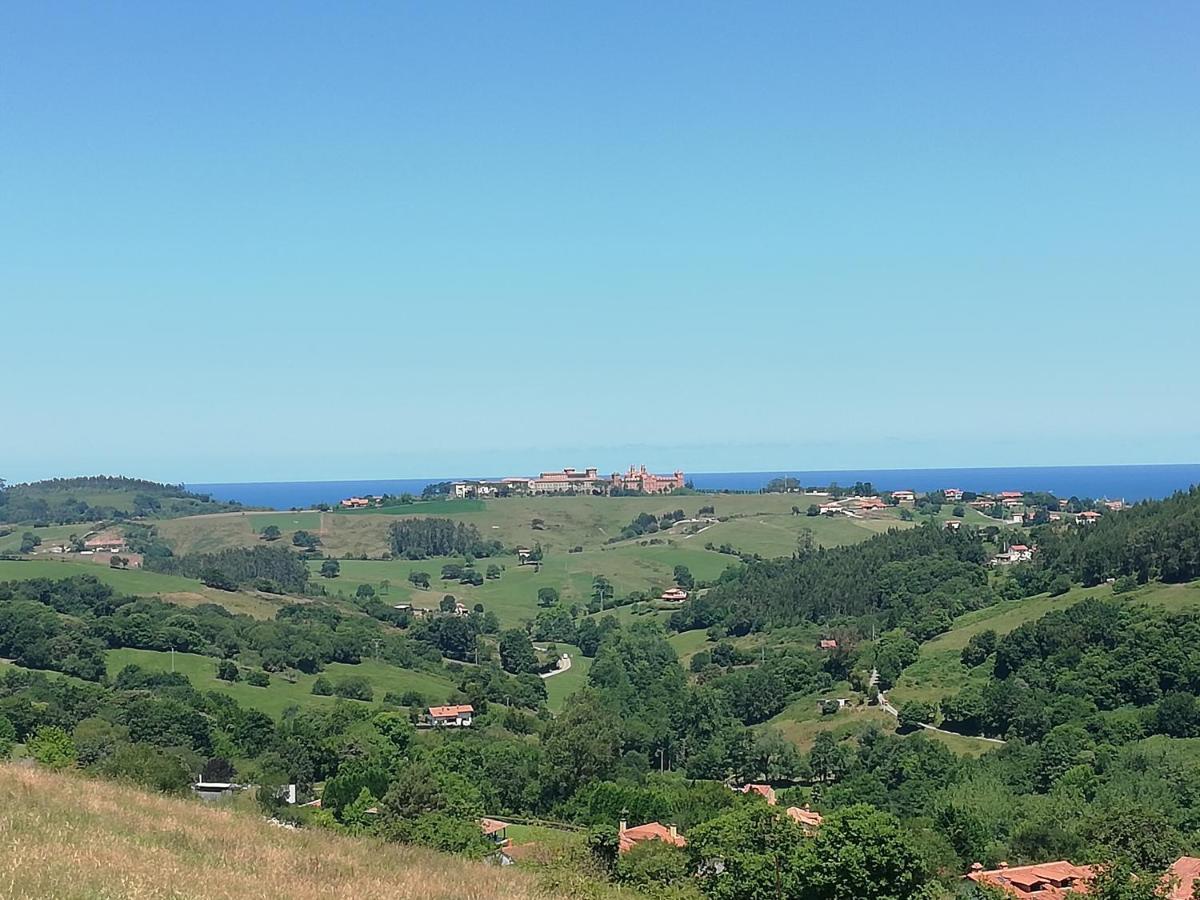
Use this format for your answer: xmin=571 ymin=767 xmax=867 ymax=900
xmin=671 ymin=523 xmax=991 ymax=638
xmin=0 ymin=475 xmax=242 ymax=525
xmin=0 ymin=575 xmax=441 ymax=678
xmin=387 ymin=518 xmax=502 ymax=559
xmin=146 ymin=545 xmax=310 ymax=593
xmin=1032 ymin=486 xmax=1200 ymax=585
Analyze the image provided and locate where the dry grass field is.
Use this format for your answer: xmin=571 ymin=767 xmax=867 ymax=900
xmin=0 ymin=764 xmax=591 ymax=900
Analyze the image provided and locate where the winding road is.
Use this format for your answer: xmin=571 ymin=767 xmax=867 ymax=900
xmin=873 ymin=669 xmax=1006 ymax=746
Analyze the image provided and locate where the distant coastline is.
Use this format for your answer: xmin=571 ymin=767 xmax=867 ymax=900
xmin=189 ymin=463 xmax=1200 ymax=510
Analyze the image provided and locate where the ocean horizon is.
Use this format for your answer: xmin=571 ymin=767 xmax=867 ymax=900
xmin=188 ymin=463 xmax=1200 ymax=510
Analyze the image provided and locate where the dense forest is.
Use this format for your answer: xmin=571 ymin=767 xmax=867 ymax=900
xmin=0 ymin=475 xmax=243 ymax=525
xmin=387 ymin=518 xmax=503 ymax=559
xmin=146 ymin=545 xmax=311 ymax=593
xmin=671 ymin=524 xmax=992 ymax=639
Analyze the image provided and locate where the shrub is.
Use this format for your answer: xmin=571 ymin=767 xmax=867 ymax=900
xmin=246 ymin=670 xmax=270 ymax=687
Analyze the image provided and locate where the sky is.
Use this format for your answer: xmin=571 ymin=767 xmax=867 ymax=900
xmin=2 ymin=2 xmax=1198 ymax=483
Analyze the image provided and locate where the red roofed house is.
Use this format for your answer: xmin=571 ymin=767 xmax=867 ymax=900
xmin=999 ymin=491 xmax=1024 ymax=500
xmin=340 ymin=497 xmax=371 ymax=508
xmin=661 ymin=587 xmax=689 ymax=603
xmin=428 ymin=704 xmax=474 ymax=727
xmin=944 ymin=488 xmax=964 ymax=502
xmin=786 ymin=806 xmax=823 ymax=832
xmin=966 ymin=861 xmax=1093 ymax=898
xmin=740 ymin=784 xmax=777 ymax=805
xmin=1079 ymin=510 xmax=1102 ymax=524
xmin=84 ymin=533 xmax=125 ymax=553
xmin=618 ymin=819 xmax=687 ymax=854
xmin=819 ymin=639 xmax=838 ymax=650
xmin=1167 ymin=856 xmax=1200 ymax=899
xmin=480 ymin=818 xmax=509 ymax=845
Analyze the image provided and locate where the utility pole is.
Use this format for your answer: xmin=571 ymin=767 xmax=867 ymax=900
xmin=171 ymin=645 xmax=175 ymax=673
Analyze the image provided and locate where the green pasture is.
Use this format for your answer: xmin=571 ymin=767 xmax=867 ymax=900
xmin=0 ymin=524 xmax=88 ymax=554
xmin=536 ymin=643 xmax=592 ymax=711
xmin=106 ymin=648 xmax=456 ymax=718
xmin=332 ymin=499 xmax=486 ymax=516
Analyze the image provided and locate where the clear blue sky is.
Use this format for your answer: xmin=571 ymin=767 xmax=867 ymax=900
xmin=2 ymin=2 xmax=1198 ymax=483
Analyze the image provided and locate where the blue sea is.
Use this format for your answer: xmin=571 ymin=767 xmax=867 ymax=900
xmin=189 ymin=464 xmax=1200 ymax=510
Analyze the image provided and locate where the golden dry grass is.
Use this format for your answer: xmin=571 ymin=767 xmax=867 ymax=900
xmin=0 ymin=764 xmax=573 ymax=900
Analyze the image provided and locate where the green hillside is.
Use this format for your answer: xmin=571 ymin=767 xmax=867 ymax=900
xmin=0 ymin=475 xmax=244 ymax=525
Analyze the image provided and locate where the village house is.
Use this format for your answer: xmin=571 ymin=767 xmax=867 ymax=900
xmin=428 ymin=704 xmax=474 ymax=727
xmin=618 ymin=819 xmax=687 ymax=854
xmin=611 ymin=465 xmax=686 ymax=494
xmin=993 ymin=544 xmax=1034 ymax=566
xmin=999 ymin=491 xmax=1024 ymax=501
xmin=1078 ymin=510 xmax=1102 ymax=524
xmin=966 ymin=860 xmax=1093 ymax=898
xmin=786 ymin=805 xmax=823 ymax=832
xmin=819 ymin=501 xmax=843 ymax=516
xmin=819 ymin=639 xmax=838 ymax=650
xmin=83 ymin=533 xmax=125 ymax=553
xmin=944 ymin=519 xmax=961 ymax=531
xmin=1103 ymin=499 xmax=1125 ymax=511
xmin=943 ymin=488 xmax=964 ymax=502
xmin=479 ymin=818 xmax=509 ymax=845
xmin=890 ymin=489 xmax=916 ymax=504
xmin=339 ymin=496 xmax=372 ymax=509
xmin=660 ymin=587 xmax=689 ymax=603
xmin=740 ymin=784 xmax=777 ymax=805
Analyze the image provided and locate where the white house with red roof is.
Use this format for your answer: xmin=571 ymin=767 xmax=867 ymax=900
xmin=428 ymin=704 xmax=474 ymax=727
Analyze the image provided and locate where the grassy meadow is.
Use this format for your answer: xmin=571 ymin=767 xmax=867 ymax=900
xmin=107 ymin=648 xmax=457 ymax=717
xmin=0 ymin=764 xmax=583 ymax=900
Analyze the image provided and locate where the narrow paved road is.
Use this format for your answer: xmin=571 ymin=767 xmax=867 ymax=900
xmin=873 ymin=670 xmax=1006 ymax=745
xmin=539 ymin=654 xmax=572 ymax=679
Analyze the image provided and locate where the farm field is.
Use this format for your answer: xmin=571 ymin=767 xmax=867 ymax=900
xmin=107 ymin=648 xmax=457 ymax=717
xmin=315 ymin=542 xmax=736 ymax=628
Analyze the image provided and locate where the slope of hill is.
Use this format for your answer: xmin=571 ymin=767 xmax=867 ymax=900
xmin=0 ymin=475 xmax=245 ymax=525
xmin=0 ymin=763 xmax=575 ymax=900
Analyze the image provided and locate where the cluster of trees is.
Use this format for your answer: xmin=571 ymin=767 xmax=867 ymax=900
xmin=0 ymin=476 xmax=241 ymax=525
xmin=0 ymin=575 xmax=446 ymax=679
xmin=146 ymin=545 xmax=310 ymax=593
xmin=387 ymin=518 xmax=502 ymax=560
xmin=937 ymin=597 xmax=1200 ymax=743
xmin=1032 ymin=487 xmax=1200 ymax=585
xmin=671 ymin=523 xmax=991 ymax=639
xmin=610 ymin=510 xmax=688 ymax=542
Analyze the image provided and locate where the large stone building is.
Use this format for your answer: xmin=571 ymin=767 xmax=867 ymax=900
xmin=611 ymin=465 xmax=685 ymax=494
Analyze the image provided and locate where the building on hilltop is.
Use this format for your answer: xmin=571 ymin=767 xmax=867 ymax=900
xmin=611 ymin=465 xmax=685 ymax=494
xmin=531 ymin=467 xmax=610 ymax=494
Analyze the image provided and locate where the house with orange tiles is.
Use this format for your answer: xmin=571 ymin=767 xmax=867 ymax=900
xmin=966 ymin=860 xmax=1093 ymax=898
xmin=618 ymin=819 xmax=687 ymax=854
xmin=740 ymin=784 xmax=777 ymax=805
xmin=786 ymin=806 xmax=823 ymax=832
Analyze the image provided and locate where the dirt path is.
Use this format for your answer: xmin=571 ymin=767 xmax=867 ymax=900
xmin=539 ymin=654 xmax=573 ymax=679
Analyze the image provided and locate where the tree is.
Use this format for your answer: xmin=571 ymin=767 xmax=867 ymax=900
xmin=485 ymin=564 xmax=502 ymax=580
xmin=408 ymin=571 xmax=431 ymax=589
xmin=673 ymin=565 xmax=695 ymax=590
xmin=246 ymin=670 xmax=270 ymax=687
xmin=499 ymin=629 xmax=539 ymax=675
xmin=27 ymin=725 xmax=77 ymax=770
xmin=320 ymin=559 xmax=341 ymax=578
xmin=1085 ymin=861 xmax=1173 ymax=900
xmin=537 ymin=587 xmax=560 ymax=608
xmin=312 ymin=676 xmax=334 ymax=696
xmin=953 ymin=505 xmax=966 ymax=518
xmin=200 ymin=567 xmax=238 ymax=591
xmin=897 ymin=701 xmax=935 ymax=731
xmin=334 ymin=676 xmax=374 ymax=701
xmin=216 ymin=659 xmax=240 ymax=682
xmin=260 ymin=525 xmax=281 ymax=541
xmin=439 ymin=595 xmax=458 ymax=613
xmin=355 ymin=583 xmax=376 ymax=600
xmin=807 ymin=504 xmax=821 ymax=517
xmin=292 ymin=530 xmax=321 ymax=550
xmin=19 ymin=532 xmax=41 ymax=554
